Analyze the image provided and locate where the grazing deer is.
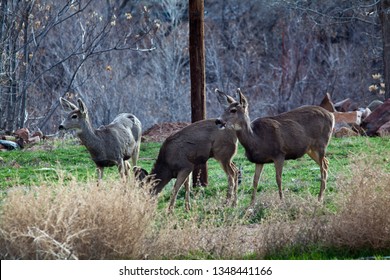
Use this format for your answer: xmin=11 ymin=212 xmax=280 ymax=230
xmin=215 ymin=88 xmax=334 ymax=205
xmin=135 ymin=119 xmax=238 ymax=212
xmin=59 ymin=98 xmax=142 ymax=182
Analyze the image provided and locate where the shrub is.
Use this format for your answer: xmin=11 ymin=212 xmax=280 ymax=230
xmin=326 ymin=157 xmax=390 ymax=252
xmin=251 ymin=155 xmax=390 ymax=259
xmin=0 ymin=178 xmax=156 ymax=259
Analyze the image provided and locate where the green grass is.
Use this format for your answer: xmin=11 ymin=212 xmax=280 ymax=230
xmin=264 ymin=244 xmax=390 ymax=260
xmin=1 ymin=136 xmax=389 ymax=198
xmin=0 ymin=136 xmax=389 ymax=259
xmin=0 ymin=140 xmax=96 ymax=189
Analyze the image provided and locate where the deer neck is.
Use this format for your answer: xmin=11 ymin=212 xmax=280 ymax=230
xmin=77 ymin=118 xmax=100 ymax=151
xmin=235 ymin=116 xmax=257 ymax=151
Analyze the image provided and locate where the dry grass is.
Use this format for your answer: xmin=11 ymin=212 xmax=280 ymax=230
xmin=0 ymin=177 xmax=157 ymax=259
xmin=146 ymin=202 xmax=254 ymax=259
xmin=146 ymin=155 xmax=390 ymax=259
xmin=0 ymin=155 xmax=389 ymax=259
xmin=326 ymin=157 xmax=390 ymax=251
xmin=249 ymin=155 xmax=390 ymax=258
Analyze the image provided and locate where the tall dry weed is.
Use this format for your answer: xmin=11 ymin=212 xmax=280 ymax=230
xmin=145 ymin=154 xmax=390 ymax=259
xmin=145 ymin=190 xmax=331 ymax=259
xmin=0 ymin=178 xmax=156 ymax=259
xmin=148 ymin=206 xmax=251 ymax=259
xmin=251 ymin=155 xmax=390 ymax=258
xmin=246 ymin=191 xmax=329 ymax=258
xmin=326 ymin=157 xmax=390 ymax=251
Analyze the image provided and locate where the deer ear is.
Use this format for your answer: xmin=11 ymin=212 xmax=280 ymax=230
xmin=215 ymin=88 xmax=236 ymax=107
xmin=237 ymin=88 xmax=248 ymax=109
xmin=77 ymin=99 xmax=88 ymax=114
xmin=60 ymin=97 xmax=78 ymax=112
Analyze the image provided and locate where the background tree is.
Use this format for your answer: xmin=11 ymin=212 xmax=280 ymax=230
xmin=378 ymin=0 xmax=390 ymax=99
xmin=135 ymin=0 xmax=190 ymax=126
xmin=0 ymin=0 xmax=386 ymax=135
xmin=0 ymin=0 xmax=157 ymax=133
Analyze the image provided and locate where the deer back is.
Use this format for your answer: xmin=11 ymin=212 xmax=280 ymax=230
xmin=91 ymin=113 xmax=141 ymax=164
xmin=234 ymin=106 xmax=333 ymax=163
xmin=249 ymin=106 xmax=334 ymax=161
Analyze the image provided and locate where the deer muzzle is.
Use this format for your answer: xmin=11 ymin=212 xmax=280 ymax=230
xmin=215 ymin=118 xmax=226 ymax=129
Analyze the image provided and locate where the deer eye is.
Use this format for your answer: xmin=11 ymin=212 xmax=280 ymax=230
xmin=230 ymin=107 xmax=237 ymax=113
xmin=71 ymin=114 xmax=78 ymax=119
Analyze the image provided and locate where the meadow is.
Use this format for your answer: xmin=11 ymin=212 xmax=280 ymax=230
xmin=0 ymin=136 xmax=389 ymax=259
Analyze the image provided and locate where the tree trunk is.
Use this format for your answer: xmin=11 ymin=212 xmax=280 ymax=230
xmin=0 ymin=1 xmax=7 ymax=129
xmin=19 ymin=5 xmax=31 ymax=128
xmin=189 ymin=0 xmax=208 ymax=187
xmin=378 ymin=0 xmax=390 ymax=100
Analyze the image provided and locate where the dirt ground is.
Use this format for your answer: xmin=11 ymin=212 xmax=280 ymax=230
xmin=141 ymin=122 xmax=190 ymax=142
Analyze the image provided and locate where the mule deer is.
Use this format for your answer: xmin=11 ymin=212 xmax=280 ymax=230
xmin=135 ymin=119 xmax=238 ymax=212
xmin=215 ymin=88 xmax=334 ymax=205
xmin=59 ymin=98 xmax=142 ymax=182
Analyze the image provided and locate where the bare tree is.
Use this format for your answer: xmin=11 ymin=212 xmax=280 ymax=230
xmin=0 ymin=0 xmax=157 ymax=133
xmin=134 ymin=0 xmax=191 ymax=128
xmin=205 ymin=0 xmax=382 ymax=121
xmin=1 ymin=0 xmax=385 ymax=135
xmin=378 ymin=0 xmax=390 ymax=99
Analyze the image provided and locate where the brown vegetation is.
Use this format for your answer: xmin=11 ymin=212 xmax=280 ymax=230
xmin=142 ymin=122 xmax=190 ymax=143
xmin=327 ymin=159 xmax=390 ymax=251
xmin=0 ymin=156 xmax=389 ymax=259
xmin=0 ymin=178 xmax=156 ymax=259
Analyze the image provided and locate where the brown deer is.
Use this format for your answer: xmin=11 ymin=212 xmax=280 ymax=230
xmin=215 ymin=88 xmax=334 ymax=205
xmin=59 ymin=98 xmax=142 ymax=182
xmin=135 ymin=119 xmax=238 ymax=212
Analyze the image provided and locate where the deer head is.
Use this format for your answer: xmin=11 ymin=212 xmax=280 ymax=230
xmin=59 ymin=98 xmax=90 ymax=131
xmin=215 ymin=88 xmax=250 ymax=131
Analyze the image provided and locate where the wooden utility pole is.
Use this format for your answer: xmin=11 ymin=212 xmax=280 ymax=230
xmin=189 ymin=0 xmax=208 ymax=187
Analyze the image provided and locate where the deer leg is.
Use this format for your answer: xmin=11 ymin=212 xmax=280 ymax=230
xmin=168 ymin=169 xmax=192 ymax=213
xmin=318 ymin=157 xmax=329 ymax=201
xmin=96 ymin=166 xmax=104 ymax=185
xmin=131 ymin=143 xmax=140 ymax=167
xmin=307 ymin=149 xmax=329 ymax=202
xmin=118 ymin=159 xmax=127 ymax=183
xmin=184 ymin=176 xmax=191 ymax=211
xmin=274 ymin=158 xmax=285 ymax=200
xmin=251 ymin=163 xmax=264 ymax=206
xmin=222 ymin=161 xmax=238 ymax=207
xmin=124 ymin=160 xmax=132 ymax=183
xmin=231 ymin=162 xmax=239 ymax=207
xmin=125 ymin=161 xmax=131 ymax=176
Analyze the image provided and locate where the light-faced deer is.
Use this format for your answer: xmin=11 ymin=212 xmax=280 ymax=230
xmin=135 ymin=119 xmax=238 ymax=212
xmin=215 ymin=88 xmax=334 ymax=205
xmin=59 ymin=98 xmax=142 ymax=182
